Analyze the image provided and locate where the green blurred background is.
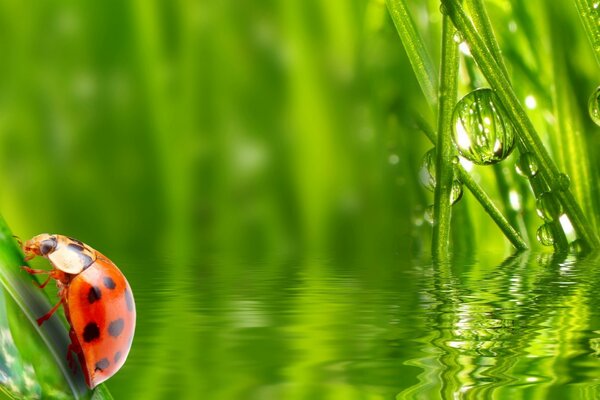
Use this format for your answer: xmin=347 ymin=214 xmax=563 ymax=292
xmin=0 ymin=0 xmax=425 ymax=398
xmin=3 ymin=0 xmax=600 ymax=399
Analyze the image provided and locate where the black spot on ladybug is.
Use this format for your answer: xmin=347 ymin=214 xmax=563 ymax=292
xmin=95 ymin=358 xmax=110 ymax=371
xmin=40 ymin=238 xmax=57 ymax=255
xmin=79 ymin=253 xmax=94 ymax=269
xmin=114 ymin=351 xmax=122 ymax=363
xmin=108 ymin=318 xmax=125 ymax=337
xmin=83 ymin=322 xmax=100 ymax=342
xmin=125 ymin=289 xmax=134 ymax=312
xmin=68 ymin=243 xmax=85 ymax=252
xmin=67 ymin=237 xmax=84 ymax=246
xmin=88 ymin=286 xmax=102 ymax=304
xmin=103 ymin=276 xmax=116 ymax=289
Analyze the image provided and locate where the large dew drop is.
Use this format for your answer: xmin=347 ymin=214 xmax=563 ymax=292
xmin=418 ymin=148 xmax=463 ymax=204
xmin=452 ymin=88 xmax=516 ymax=165
xmin=588 ymin=86 xmax=600 ymax=126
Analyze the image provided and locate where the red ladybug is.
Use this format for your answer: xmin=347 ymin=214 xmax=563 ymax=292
xmin=20 ymin=234 xmax=135 ymax=388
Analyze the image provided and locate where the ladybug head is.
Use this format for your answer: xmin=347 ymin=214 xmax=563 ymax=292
xmin=22 ymin=234 xmax=58 ymax=259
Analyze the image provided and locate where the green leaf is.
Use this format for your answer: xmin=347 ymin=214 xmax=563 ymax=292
xmin=0 ymin=216 xmax=113 ymax=399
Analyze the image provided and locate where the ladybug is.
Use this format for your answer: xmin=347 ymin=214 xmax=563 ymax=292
xmin=20 ymin=234 xmax=135 ymax=388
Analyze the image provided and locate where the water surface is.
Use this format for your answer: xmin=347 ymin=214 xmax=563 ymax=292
xmin=97 ymin=251 xmax=600 ymax=399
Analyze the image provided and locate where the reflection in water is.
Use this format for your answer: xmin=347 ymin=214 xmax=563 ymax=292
xmin=6 ymin=252 xmax=600 ymax=399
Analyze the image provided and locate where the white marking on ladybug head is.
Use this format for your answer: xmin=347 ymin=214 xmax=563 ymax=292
xmin=48 ymin=245 xmax=88 ymax=274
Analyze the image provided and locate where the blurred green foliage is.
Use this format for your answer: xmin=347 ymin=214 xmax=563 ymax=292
xmin=2 ymin=0 xmax=600 ymax=398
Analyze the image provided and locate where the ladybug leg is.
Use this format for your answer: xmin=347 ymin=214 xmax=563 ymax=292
xmin=36 ymin=298 xmax=64 ymax=326
xmin=66 ymin=343 xmax=77 ymax=373
xmin=67 ymin=329 xmax=81 ymax=373
xmin=21 ymin=267 xmax=52 ymax=289
xmin=21 ymin=266 xmax=49 ymax=275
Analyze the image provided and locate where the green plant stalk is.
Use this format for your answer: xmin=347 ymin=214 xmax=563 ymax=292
xmin=443 ymin=0 xmax=600 ymax=250
xmin=548 ymin=3 xmax=598 ymax=231
xmin=432 ymin=15 xmax=460 ymax=259
xmin=414 ymin=117 xmax=527 ymax=251
xmin=389 ymin=1 xmax=527 ymax=251
xmin=573 ymin=0 xmax=600 ymax=67
xmin=466 ymin=0 xmax=567 ymax=251
xmin=385 ymin=0 xmax=438 ymax=110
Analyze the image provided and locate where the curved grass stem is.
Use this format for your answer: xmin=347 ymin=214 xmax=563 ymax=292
xmin=466 ymin=0 xmax=567 ymax=251
xmin=443 ymin=0 xmax=600 ymax=250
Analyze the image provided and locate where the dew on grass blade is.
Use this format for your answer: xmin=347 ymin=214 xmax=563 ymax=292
xmin=515 ymin=152 xmax=538 ymax=177
xmin=452 ymin=88 xmax=516 ymax=165
xmin=536 ymin=192 xmax=563 ymax=222
xmin=588 ymin=86 xmax=600 ymax=126
xmin=536 ymin=223 xmax=554 ymax=246
xmin=418 ymin=148 xmax=463 ymax=204
xmin=419 ymin=149 xmax=436 ymax=192
xmin=424 ymin=205 xmax=434 ymax=225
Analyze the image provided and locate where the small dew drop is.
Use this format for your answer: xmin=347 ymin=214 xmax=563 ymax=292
xmin=515 ymin=152 xmax=538 ymax=177
xmin=588 ymin=86 xmax=600 ymax=126
xmin=453 ymin=31 xmax=464 ymax=44
xmin=439 ymin=3 xmax=448 ymax=15
xmin=452 ymin=88 xmax=516 ymax=165
xmin=536 ymin=223 xmax=554 ymax=246
xmin=569 ymin=239 xmax=585 ymax=254
xmin=424 ymin=205 xmax=435 ymax=225
xmin=419 ymin=148 xmax=437 ymax=192
xmin=451 ymin=180 xmax=463 ymax=205
xmin=388 ymin=154 xmax=400 ymax=165
xmin=418 ymin=148 xmax=463 ymax=203
xmin=536 ymin=192 xmax=563 ymax=222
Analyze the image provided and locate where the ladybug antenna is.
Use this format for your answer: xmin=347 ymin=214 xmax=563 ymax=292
xmin=13 ymin=235 xmax=22 ymax=248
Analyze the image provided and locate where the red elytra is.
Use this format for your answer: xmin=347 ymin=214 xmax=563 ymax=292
xmin=20 ymin=234 xmax=135 ymax=388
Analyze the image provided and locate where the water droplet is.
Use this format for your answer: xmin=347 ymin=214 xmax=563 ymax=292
xmin=450 ymin=180 xmax=463 ymax=205
xmin=569 ymin=239 xmax=585 ymax=254
xmin=536 ymin=192 xmax=563 ymax=222
xmin=452 ymin=88 xmax=516 ymax=165
xmin=418 ymin=148 xmax=463 ymax=204
xmin=556 ymin=173 xmax=570 ymax=191
xmin=419 ymin=149 xmax=437 ymax=192
xmin=439 ymin=3 xmax=448 ymax=15
xmin=388 ymin=154 xmax=400 ymax=165
xmin=453 ymin=31 xmax=464 ymax=44
xmin=424 ymin=205 xmax=435 ymax=224
xmin=536 ymin=223 xmax=554 ymax=246
xmin=588 ymin=86 xmax=600 ymax=126
xmin=515 ymin=152 xmax=538 ymax=177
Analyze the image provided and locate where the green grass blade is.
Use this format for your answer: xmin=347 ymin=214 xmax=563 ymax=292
xmin=432 ymin=15 xmax=460 ymax=259
xmin=443 ymin=0 xmax=600 ymax=250
xmin=0 ymin=216 xmax=113 ymax=399
xmin=386 ymin=0 xmax=438 ymax=110
xmin=415 ymin=116 xmax=528 ymax=251
xmin=573 ymin=0 xmax=600 ymax=67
